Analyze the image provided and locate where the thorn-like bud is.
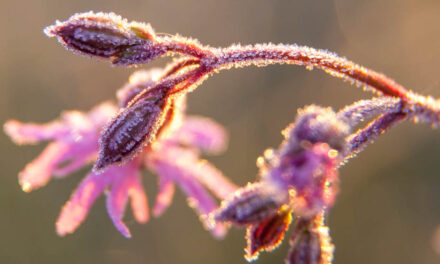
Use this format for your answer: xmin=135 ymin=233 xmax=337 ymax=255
xmin=214 ymin=183 xmax=288 ymax=225
xmin=44 ymin=11 xmax=165 ymax=65
xmin=94 ymin=88 xmax=170 ymax=172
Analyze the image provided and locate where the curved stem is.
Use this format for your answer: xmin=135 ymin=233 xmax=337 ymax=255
xmin=342 ymin=111 xmax=409 ymax=164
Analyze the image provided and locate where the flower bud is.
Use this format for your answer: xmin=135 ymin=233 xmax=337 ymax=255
xmin=245 ymin=206 xmax=292 ymax=261
xmin=214 ymin=183 xmax=287 ymax=225
xmin=287 ymin=105 xmax=349 ymax=151
xmin=94 ymin=88 xmax=170 ymax=172
xmin=286 ymin=218 xmax=334 ymax=264
xmin=45 ymin=12 xmax=165 ymax=65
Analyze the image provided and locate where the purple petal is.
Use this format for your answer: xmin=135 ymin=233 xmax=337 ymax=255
xmin=19 ymin=142 xmax=70 ymax=192
xmin=147 ymin=145 xmax=228 ymax=238
xmin=175 ymin=116 xmax=228 ymax=154
xmin=106 ymin=159 xmax=149 ymax=238
xmin=51 ymin=134 xmax=99 ymax=178
xmin=4 ymin=119 xmax=70 ymax=145
xmin=153 ymin=174 xmax=175 ymax=217
xmin=106 ymin=174 xmax=132 ymax=238
xmin=87 ymin=102 xmax=118 ymax=125
xmin=186 ymin=159 xmax=237 ymax=200
xmin=127 ymin=170 xmax=149 ymax=224
xmin=51 ymin=153 xmax=95 ymax=177
xmin=56 ymin=171 xmax=112 ymax=236
xmin=175 ymin=175 xmax=227 ymax=238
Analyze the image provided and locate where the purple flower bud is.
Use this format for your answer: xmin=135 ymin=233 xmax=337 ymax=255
xmin=44 ymin=12 xmax=165 ymax=65
xmin=214 ymin=183 xmax=288 ymax=225
xmin=286 ymin=218 xmax=334 ymax=264
xmin=94 ymin=88 xmax=171 ymax=172
xmin=288 ymin=105 xmax=349 ymax=151
xmin=245 ymin=206 xmax=292 ymax=261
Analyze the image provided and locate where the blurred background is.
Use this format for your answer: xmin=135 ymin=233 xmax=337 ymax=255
xmin=1 ymin=0 xmax=440 ymax=263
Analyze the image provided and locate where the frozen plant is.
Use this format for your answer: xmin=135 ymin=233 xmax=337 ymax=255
xmin=4 ymin=68 xmax=237 ymax=238
xmin=5 ymin=11 xmax=440 ymax=264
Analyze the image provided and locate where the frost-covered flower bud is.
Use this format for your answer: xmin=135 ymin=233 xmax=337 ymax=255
xmin=94 ymin=88 xmax=171 ymax=172
xmin=288 ymin=105 xmax=349 ymax=151
xmin=286 ymin=218 xmax=334 ymax=264
xmin=214 ymin=183 xmax=288 ymax=225
xmin=45 ymin=12 xmax=166 ymax=65
xmin=245 ymin=206 xmax=292 ymax=261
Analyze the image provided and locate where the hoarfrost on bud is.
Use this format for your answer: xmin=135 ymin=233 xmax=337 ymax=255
xmin=95 ymin=89 xmax=171 ymax=172
xmin=286 ymin=218 xmax=334 ymax=264
xmin=44 ymin=11 xmax=165 ymax=65
xmin=245 ymin=206 xmax=292 ymax=261
xmin=214 ymin=183 xmax=288 ymax=225
xmin=288 ymin=105 xmax=349 ymax=152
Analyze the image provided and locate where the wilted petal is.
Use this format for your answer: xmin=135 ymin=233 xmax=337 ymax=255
xmin=245 ymin=207 xmax=292 ymax=261
xmin=153 ymin=174 xmax=175 ymax=217
xmin=95 ymin=88 xmax=170 ymax=172
xmin=175 ymin=116 xmax=228 ymax=154
xmin=56 ymin=171 xmax=111 ymax=236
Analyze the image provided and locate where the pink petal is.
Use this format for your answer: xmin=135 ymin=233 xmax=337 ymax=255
xmin=56 ymin=171 xmax=112 ymax=236
xmin=19 ymin=142 xmax=70 ymax=192
xmin=175 ymin=116 xmax=228 ymax=154
xmin=128 ymin=172 xmax=149 ymax=223
xmin=51 ymin=135 xmax=99 ymax=178
xmin=4 ymin=119 xmax=69 ymax=145
xmin=105 ymin=159 xmax=149 ymax=238
xmin=106 ymin=174 xmax=132 ymax=238
xmin=87 ymin=102 xmax=118 ymax=125
xmin=188 ymin=159 xmax=237 ymax=200
xmin=176 ymin=176 xmax=227 ymax=239
xmin=148 ymin=146 xmax=228 ymax=238
xmin=52 ymin=153 xmax=96 ymax=177
xmin=152 ymin=174 xmax=175 ymax=217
